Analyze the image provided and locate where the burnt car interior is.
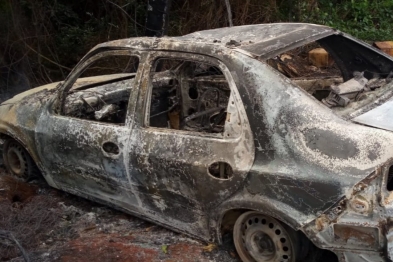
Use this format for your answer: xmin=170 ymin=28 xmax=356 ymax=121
xmin=148 ymin=58 xmax=231 ymax=134
xmin=266 ymin=35 xmax=393 ymax=116
xmin=63 ymin=55 xmax=139 ymax=124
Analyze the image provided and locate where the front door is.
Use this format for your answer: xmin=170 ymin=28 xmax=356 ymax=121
xmin=36 ymin=49 xmax=144 ymax=211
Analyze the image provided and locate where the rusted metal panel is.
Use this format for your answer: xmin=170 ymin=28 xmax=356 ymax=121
xmin=333 ymin=225 xmax=379 ymax=249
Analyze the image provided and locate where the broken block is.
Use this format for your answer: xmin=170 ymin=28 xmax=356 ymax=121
xmin=374 ymin=41 xmax=393 ymax=56
xmin=308 ymin=48 xmax=333 ymax=68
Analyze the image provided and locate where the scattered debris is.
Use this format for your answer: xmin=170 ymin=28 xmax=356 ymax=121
xmin=374 ymin=41 xmax=393 ymax=56
xmin=322 ymin=72 xmax=368 ymax=107
xmin=308 ymin=47 xmax=334 ymax=68
xmin=203 ymin=243 xmax=217 ymax=252
xmin=161 ymin=244 xmax=168 ymax=254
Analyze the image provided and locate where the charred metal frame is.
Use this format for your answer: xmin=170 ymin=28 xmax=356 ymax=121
xmin=2 ymin=23 xmax=393 ymax=261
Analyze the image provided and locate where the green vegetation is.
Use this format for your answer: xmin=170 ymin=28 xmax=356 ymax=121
xmin=296 ymin=0 xmax=393 ymax=40
xmin=1 ymin=0 xmax=393 ymax=89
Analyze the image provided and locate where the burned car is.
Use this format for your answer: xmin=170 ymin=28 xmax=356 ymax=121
xmin=2 ymin=23 xmax=393 ymax=261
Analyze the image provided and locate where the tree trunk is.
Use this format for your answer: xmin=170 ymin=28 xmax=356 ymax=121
xmin=145 ymin=0 xmax=171 ymax=37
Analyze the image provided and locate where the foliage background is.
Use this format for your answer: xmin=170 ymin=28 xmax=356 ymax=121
xmin=1 ymin=0 xmax=393 ymax=93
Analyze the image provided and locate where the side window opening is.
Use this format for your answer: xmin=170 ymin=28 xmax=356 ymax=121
xmin=63 ymin=55 xmax=139 ymax=124
xmin=148 ymin=58 xmax=232 ymax=135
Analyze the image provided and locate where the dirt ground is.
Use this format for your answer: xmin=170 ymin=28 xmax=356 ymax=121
xmin=0 ymin=170 xmax=239 ymax=262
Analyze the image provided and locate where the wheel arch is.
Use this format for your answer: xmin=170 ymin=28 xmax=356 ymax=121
xmin=0 ymin=132 xmax=44 ymax=176
xmin=214 ymin=202 xmax=340 ymax=262
xmin=211 ymin=198 xmax=309 ymax=244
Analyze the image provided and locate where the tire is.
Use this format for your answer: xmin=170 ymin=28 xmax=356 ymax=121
xmin=3 ymin=139 xmax=39 ymax=181
xmin=233 ymin=211 xmax=299 ymax=262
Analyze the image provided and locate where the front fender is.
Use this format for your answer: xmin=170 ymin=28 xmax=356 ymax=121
xmin=0 ymin=103 xmax=38 ymax=160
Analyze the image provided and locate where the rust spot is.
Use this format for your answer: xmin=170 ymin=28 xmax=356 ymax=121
xmin=315 ymin=214 xmax=330 ymax=231
xmin=334 ymin=224 xmax=378 ymax=247
xmin=349 ymin=195 xmax=370 ymax=214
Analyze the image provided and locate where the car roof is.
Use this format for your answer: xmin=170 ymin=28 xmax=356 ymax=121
xmin=96 ymin=23 xmax=336 ymax=58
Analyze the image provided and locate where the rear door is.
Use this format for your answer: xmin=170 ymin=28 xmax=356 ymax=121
xmin=128 ymin=52 xmax=255 ymax=237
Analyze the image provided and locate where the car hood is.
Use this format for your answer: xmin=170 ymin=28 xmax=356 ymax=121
xmin=0 ymin=82 xmax=60 ymax=106
xmin=352 ymin=98 xmax=393 ymax=131
xmin=1 ymin=73 xmax=135 ymax=106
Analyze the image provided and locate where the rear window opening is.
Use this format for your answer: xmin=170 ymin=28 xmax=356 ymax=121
xmin=267 ymin=42 xmax=342 ymax=79
xmin=267 ymin=42 xmax=343 ymax=99
xmin=266 ymin=39 xmax=393 ymax=117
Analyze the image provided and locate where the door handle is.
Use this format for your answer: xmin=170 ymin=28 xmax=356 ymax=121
xmin=102 ymin=141 xmax=120 ymax=155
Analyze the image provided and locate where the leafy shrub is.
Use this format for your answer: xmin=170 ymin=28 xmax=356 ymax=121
xmin=297 ymin=0 xmax=393 ymax=40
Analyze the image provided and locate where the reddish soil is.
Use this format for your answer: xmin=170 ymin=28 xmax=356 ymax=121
xmin=59 ymin=235 xmax=209 ymax=262
xmin=0 ymin=173 xmax=238 ymax=262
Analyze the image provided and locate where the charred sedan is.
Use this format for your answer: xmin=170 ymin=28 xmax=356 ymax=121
xmin=2 ymin=23 xmax=393 ymax=261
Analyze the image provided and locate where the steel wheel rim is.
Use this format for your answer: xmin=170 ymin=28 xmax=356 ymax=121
xmin=6 ymin=143 xmax=27 ymax=178
xmin=234 ymin=212 xmax=295 ymax=262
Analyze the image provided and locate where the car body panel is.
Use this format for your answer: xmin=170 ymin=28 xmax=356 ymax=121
xmin=211 ymin=53 xmax=393 ymax=229
xmin=353 ymin=98 xmax=393 ymax=131
xmin=0 ymin=74 xmax=138 ymax=169
xmin=180 ymin=23 xmax=335 ymax=59
xmin=122 ymin=51 xmax=255 ymax=239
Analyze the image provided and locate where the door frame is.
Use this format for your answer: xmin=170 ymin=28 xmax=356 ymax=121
xmin=125 ymin=51 xmax=255 ymax=237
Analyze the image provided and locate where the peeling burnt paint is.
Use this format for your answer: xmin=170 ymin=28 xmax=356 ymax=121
xmin=2 ymin=23 xmax=393 ymax=261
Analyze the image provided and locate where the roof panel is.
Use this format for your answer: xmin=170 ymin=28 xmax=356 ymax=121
xmin=179 ymin=23 xmax=335 ymax=57
xmin=99 ymin=23 xmax=336 ymax=57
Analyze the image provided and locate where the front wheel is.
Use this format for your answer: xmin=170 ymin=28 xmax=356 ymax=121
xmin=233 ymin=211 xmax=298 ymax=262
xmin=3 ymin=139 xmax=38 ymax=181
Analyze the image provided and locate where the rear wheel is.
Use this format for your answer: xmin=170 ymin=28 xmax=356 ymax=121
xmin=233 ymin=211 xmax=298 ymax=262
xmin=3 ymin=139 xmax=38 ymax=181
